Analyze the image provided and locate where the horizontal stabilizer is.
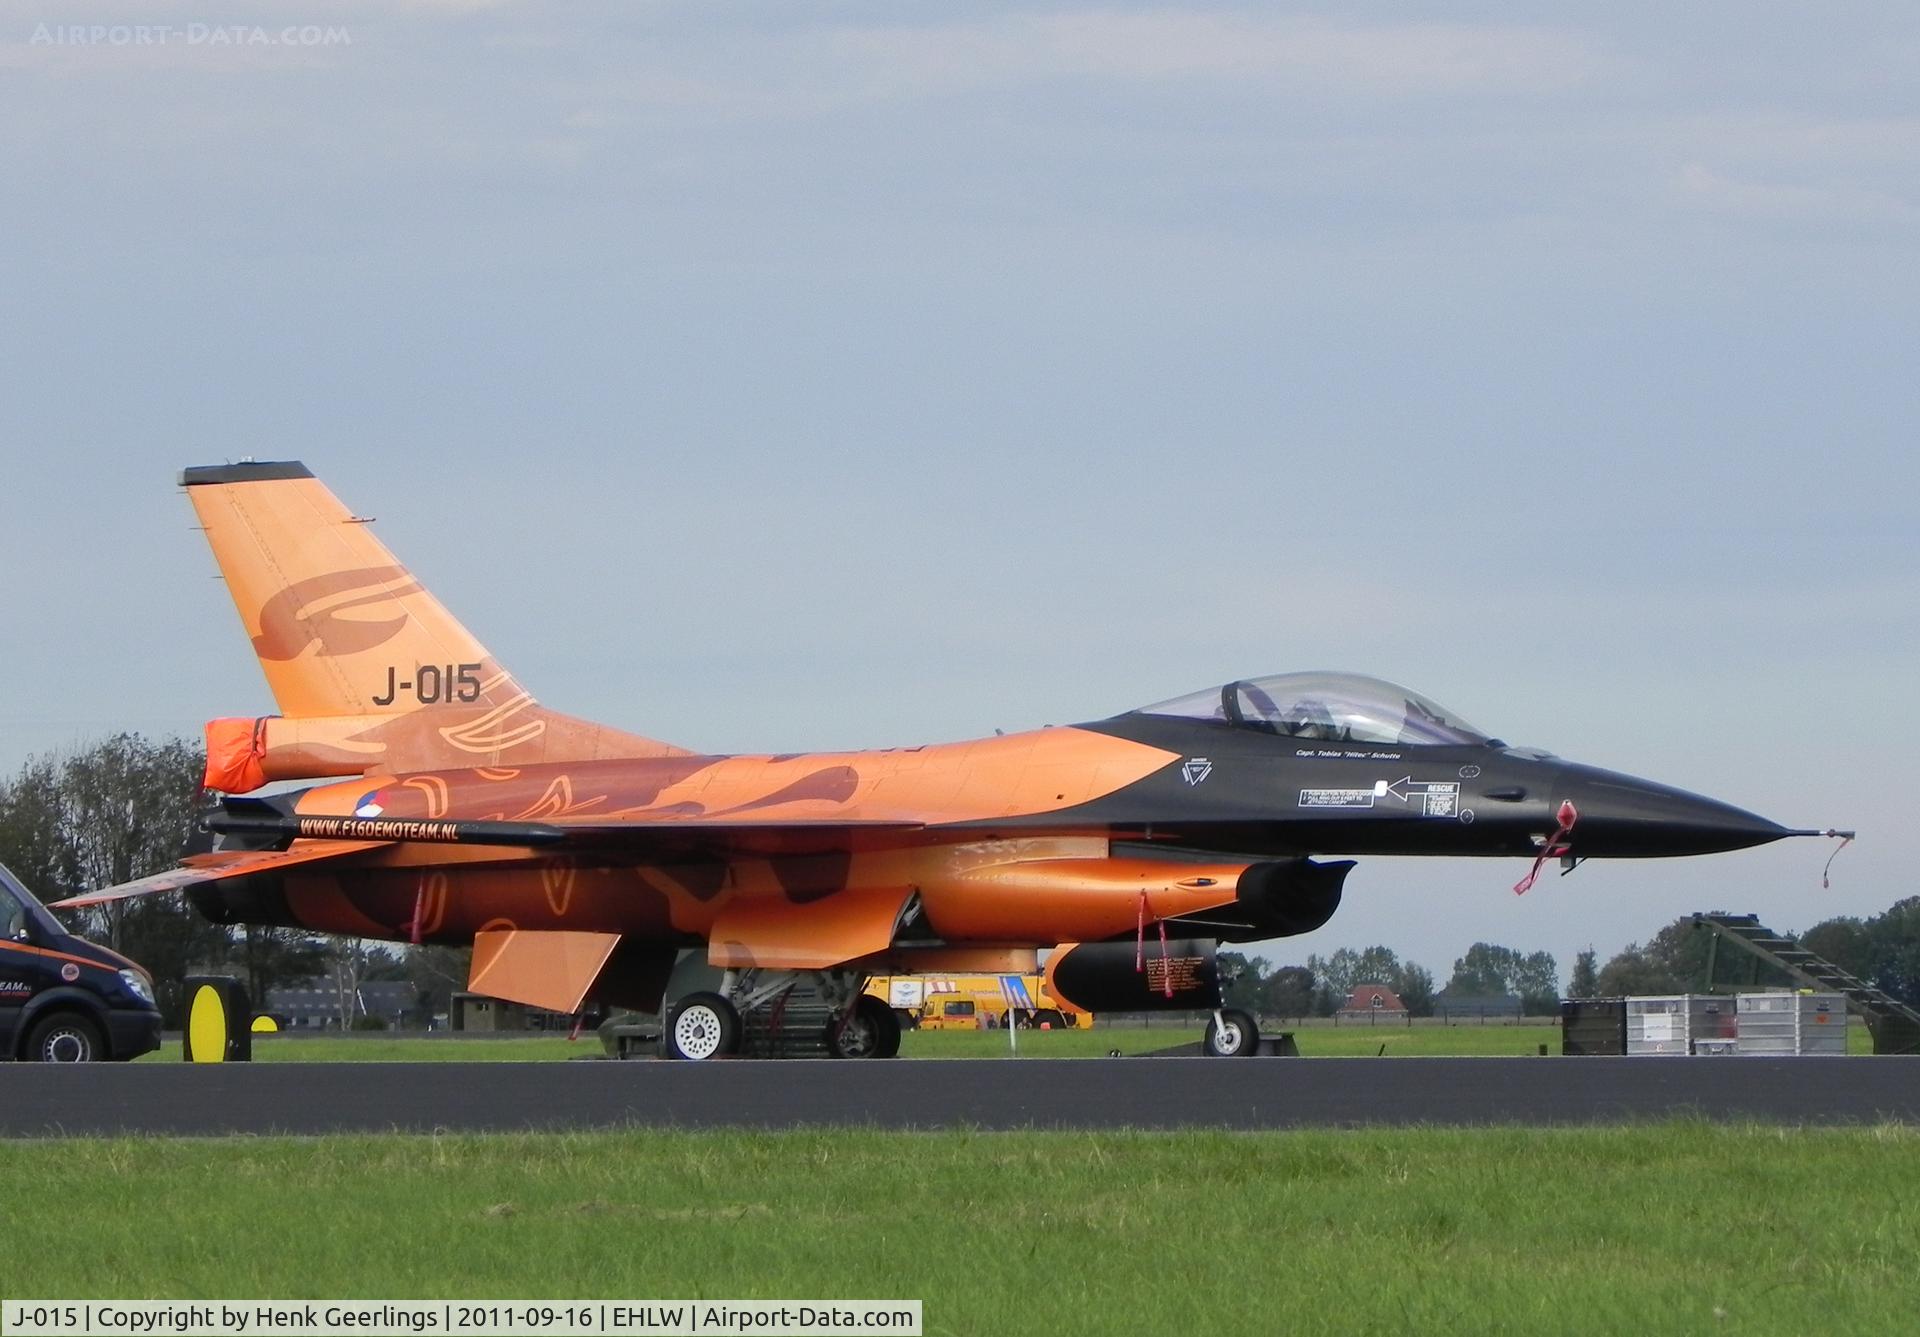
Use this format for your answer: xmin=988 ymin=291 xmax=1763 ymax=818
xmin=51 ymin=840 xmax=383 ymax=909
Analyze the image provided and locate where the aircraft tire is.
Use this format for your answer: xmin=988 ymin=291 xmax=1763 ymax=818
xmin=24 ymin=1011 xmax=106 ymax=1063
xmin=826 ymin=995 xmax=901 ymax=1059
xmin=1204 ymin=1009 xmax=1260 ymax=1058
xmin=871 ymin=997 xmax=902 ymax=1058
xmin=662 ymin=992 xmax=740 ymax=1061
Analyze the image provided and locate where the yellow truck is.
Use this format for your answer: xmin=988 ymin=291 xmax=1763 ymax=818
xmin=865 ymin=973 xmax=1091 ymax=1031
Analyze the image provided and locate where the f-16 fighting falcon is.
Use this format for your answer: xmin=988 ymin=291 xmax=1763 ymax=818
xmin=58 ymin=463 xmax=1849 ymax=1058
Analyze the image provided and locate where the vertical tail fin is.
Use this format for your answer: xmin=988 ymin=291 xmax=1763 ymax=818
xmin=183 ymin=462 xmax=687 ymax=788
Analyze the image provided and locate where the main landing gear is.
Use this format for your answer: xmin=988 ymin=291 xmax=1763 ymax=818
xmin=662 ymin=992 xmax=740 ymax=1061
xmin=825 ymin=994 xmax=901 ymax=1059
xmin=659 ymin=969 xmax=900 ymax=1061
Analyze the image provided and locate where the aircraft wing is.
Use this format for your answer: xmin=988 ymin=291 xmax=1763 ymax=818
xmin=50 ymin=840 xmax=390 ymax=909
xmin=49 ymin=812 xmax=930 ymax=910
xmin=204 ymin=810 xmax=927 ymax=854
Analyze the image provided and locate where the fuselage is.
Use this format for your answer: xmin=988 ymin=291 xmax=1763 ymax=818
xmin=189 ymin=712 xmax=1792 ymax=954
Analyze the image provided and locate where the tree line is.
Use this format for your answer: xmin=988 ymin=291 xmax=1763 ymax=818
xmin=1220 ymin=895 xmax=1920 ymax=1020
xmin=1590 ymin=904 xmax=1920 ymax=1004
xmin=1220 ymin=941 xmax=1564 ymax=1018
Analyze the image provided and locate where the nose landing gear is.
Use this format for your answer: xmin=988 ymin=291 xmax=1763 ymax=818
xmin=1204 ymin=1008 xmax=1260 ymax=1057
xmin=825 ymin=993 xmax=902 ymax=1059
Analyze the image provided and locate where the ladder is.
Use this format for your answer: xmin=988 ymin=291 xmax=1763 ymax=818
xmin=1693 ymin=912 xmax=1920 ymax=1055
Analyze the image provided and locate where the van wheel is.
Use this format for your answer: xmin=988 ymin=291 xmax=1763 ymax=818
xmin=1034 ymin=1009 xmax=1064 ymax=1030
xmin=26 ymin=1013 xmax=105 ymax=1063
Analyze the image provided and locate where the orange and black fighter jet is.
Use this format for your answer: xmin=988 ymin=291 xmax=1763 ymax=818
xmin=59 ymin=463 xmax=1848 ymax=1059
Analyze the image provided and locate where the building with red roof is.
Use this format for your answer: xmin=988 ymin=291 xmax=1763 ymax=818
xmin=1336 ymin=983 xmax=1409 ymax=1020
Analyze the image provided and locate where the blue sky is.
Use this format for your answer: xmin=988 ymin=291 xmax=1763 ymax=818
xmin=3 ymin=3 xmax=1915 ymax=981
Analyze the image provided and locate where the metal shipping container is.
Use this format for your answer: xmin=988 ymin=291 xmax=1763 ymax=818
xmin=1626 ymin=995 xmax=1738 ymax=1055
xmin=1560 ymin=998 xmax=1627 ymax=1056
xmin=1735 ymin=991 xmax=1848 ymax=1056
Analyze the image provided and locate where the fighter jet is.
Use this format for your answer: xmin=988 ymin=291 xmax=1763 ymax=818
xmin=58 ymin=463 xmax=1845 ymax=1058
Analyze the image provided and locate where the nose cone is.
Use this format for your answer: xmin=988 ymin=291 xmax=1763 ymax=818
xmin=1558 ymin=764 xmax=1790 ymax=857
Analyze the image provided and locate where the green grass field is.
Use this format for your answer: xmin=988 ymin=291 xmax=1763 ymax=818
xmin=2 ymin=1125 xmax=1915 ymax=1335
xmin=135 ymin=1018 xmax=1876 ymax=1060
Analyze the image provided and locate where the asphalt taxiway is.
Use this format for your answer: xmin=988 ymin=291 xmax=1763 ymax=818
xmin=5 ymin=1056 xmax=1919 ymax=1135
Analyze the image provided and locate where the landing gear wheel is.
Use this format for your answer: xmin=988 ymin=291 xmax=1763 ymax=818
xmin=1204 ymin=1009 xmax=1260 ymax=1058
xmin=662 ymin=992 xmax=741 ymax=1061
xmin=25 ymin=1012 xmax=105 ymax=1063
xmin=826 ymin=995 xmax=901 ymax=1059
xmin=870 ymin=998 xmax=901 ymax=1058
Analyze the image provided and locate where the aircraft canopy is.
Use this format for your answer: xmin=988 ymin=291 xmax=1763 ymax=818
xmin=1130 ymin=672 xmax=1495 ymax=747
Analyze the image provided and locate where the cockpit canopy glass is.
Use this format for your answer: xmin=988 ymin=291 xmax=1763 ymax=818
xmin=1131 ymin=672 xmax=1495 ymax=747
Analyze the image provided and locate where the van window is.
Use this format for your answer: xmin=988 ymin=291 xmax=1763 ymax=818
xmin=1 ymin=878 xmax=29 ymax=939
xmin=0 ymin=864 xmax=66 ymax=940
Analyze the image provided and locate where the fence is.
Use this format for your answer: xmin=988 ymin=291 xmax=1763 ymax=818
xmin=1091 ymin=1011 xmax=1560 ymax=1029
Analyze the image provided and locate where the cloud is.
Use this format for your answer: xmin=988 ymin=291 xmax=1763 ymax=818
xmin=1675 ymin=161 xmax=1920 ymax=227
xmin=530 ymin=10 xmax=1612 ymax=123
xmin=830 ymin=11 xmax=1609 ymax=99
